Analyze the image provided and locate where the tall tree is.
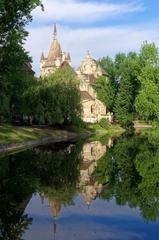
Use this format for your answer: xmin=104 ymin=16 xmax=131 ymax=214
xmin=114 ymin=52 xmax=140 ymax=127
xmin=94 ymin=75 xmax=115 ymax=111
xmin=135 ymin=42 xmax=159 ymax=121
xmin=0 ymin=0 xmax=43 ymax=122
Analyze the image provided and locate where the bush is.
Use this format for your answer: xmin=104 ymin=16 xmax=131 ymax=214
xmin=99 ymin=118 xmax=111 ymax=130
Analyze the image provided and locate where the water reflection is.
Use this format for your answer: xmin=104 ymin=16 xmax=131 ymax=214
xmin=1 ymin=131 xmax=159 ymax=239
xmin=79 ymin=140 xmax=113 ymax=206
xmin=0 ymin=142 xmax=82 ymax=239
xmin=95 ymin=131 xmax=159 ymax=222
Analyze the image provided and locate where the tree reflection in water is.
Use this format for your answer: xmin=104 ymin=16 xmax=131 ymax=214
xmin=0 ymin=141 xmax=82 ymax=239
xmin=95 ymin=131 xmax=159 ymax=222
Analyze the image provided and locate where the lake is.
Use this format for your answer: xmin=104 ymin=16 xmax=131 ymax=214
xmin=1 ymin=131 xmax=159 ymax=240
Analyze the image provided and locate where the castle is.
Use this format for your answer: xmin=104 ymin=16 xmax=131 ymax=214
xmin=40 ymin=24 xmax=113 ymax=123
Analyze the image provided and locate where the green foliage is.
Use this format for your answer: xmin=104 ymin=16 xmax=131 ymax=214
xmin=99 ymin=42 xmax=159 ymax=125
xmin=99 ymin=118 xmax=111 ymax=130
xmin=98 ymin=52 xmax=140 ymax=127
xmin=98 ymin=56 xmax=116 ymax=83
xmin=23 ymin=68 xmax=82 ymax=126
xmin=10 ymin=72 xmax=38 ymax=121
xmin=95 ymin=131 xmax=159 ymax=221
xmin=135 ymin=43 xmax=159 ymax=121
xmin=0 ymin=0 xmax=43 ymax=122
xmin=94 ymin=76 xmax=115 ymax=111
xmin=114 ymin=52 xmax=139 ymax=127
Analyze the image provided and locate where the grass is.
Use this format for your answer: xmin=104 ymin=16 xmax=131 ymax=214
xmin=87 ymin=122 xmax=124 ymax=134
xmin=0 ymin=125 xmax=71 ymax=145
xmin=0 ymin=122 xmax=124 ymax=145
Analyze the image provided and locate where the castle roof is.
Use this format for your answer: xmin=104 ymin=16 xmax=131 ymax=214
xmin=47 ymin=23 xmax=62 ymax=61
xmin=48 ymin=38 xmax=62 ymax=61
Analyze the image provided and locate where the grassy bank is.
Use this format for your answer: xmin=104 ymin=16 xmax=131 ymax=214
xmin=0 ymin=125 xmax=78 ymax=145
xmin=0 ymin=122 xmax=124 ymax=145
xmin=87 ymin=122 xmax=124 ymax=134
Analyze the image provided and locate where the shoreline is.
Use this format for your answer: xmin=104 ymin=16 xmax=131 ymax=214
xmin=0 ymin=124 xmax=125 ymax=156
xmin=0 ymin=130 xmax=92 ymax=156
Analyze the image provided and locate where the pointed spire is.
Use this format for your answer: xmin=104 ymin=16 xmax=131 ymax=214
xmin=54 ymin=23 xmax=57 ymax=39
xmin=67 ymin=52 xmax=71 ymax=60
xmin=86 ymin=50 xmax=91 ymax=58
xmin=47 ymin=23 xmax=62 ymax=61
xmin=40 ymin=52 xmax=45 ymax=62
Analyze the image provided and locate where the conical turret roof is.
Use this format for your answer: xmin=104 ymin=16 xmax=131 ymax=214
xmin=47 ymin=23 xmax=62 ymax=61
xmin=48 ymin=39 xmax=62 ymax=60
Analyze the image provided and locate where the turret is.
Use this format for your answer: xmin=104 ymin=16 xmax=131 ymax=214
xmin=40 ymin=52 xmax=45 ymax=62
xmin=47 ymin=23 xmax=62 ymax=61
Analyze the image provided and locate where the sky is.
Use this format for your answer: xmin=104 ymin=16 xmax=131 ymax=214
xmin=25 ymin=0 xmax=159 ymax=75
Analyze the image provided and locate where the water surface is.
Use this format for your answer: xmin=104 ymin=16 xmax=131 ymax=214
xmin=0 ymin=131 xmax=159 ymax=240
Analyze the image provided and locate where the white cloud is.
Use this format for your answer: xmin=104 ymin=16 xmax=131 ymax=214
xmin=25 ymin=23 xmax=159 ymax=76
xmin=32 ymin=0 xmax=144 ymax=23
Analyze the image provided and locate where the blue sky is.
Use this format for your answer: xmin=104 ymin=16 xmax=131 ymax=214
xmin=25 ymin=0 xmax=159 ymax=75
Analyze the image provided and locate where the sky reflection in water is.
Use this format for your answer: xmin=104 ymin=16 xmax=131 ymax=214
xmin=24 ymin=194 xmax=159 ymax=240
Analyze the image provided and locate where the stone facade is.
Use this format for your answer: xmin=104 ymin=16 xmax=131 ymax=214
xmin=40 ymin=25 xmax=113 ymax=123
xmin=77 ymin=52 xmax=113 ymax=123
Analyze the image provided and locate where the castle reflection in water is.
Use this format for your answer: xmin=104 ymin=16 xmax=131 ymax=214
xmin=39 ymin=138 xmax=114 ymax=220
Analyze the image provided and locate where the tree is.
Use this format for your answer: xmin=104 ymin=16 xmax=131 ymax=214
xmin=0 ymin=0 xmax=43 ymax=122
xmin=114 ymin=52 xmax=140 ymax=127
xmin=23 ymin=68 xmax=82 ymax=126
xmin=135 ymin=42 xmax=159 ymax=121
xmin=98 ymin=56 xmax=116 ymax=83
xmin=94 ymin=75 xmax=115 ymax=111
xmin=9 ymin=72 xmax=38 ymax=121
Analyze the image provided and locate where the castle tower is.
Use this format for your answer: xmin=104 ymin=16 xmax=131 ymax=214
xmin=76 ymin=52 xmax=112 ymax=123
xmin=40 ymin=23 xmax=72 ymax=78
xmin=47 ymin=23 xmax=62 ymax=61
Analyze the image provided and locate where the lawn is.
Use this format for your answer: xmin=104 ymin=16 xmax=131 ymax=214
xmin=0 ymin=123 xmax=124 ymax=145
xmin=0 ymin=125 xmax=69 ymax=145
xmin=87 ymin=122 xmax=124 ymax=134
